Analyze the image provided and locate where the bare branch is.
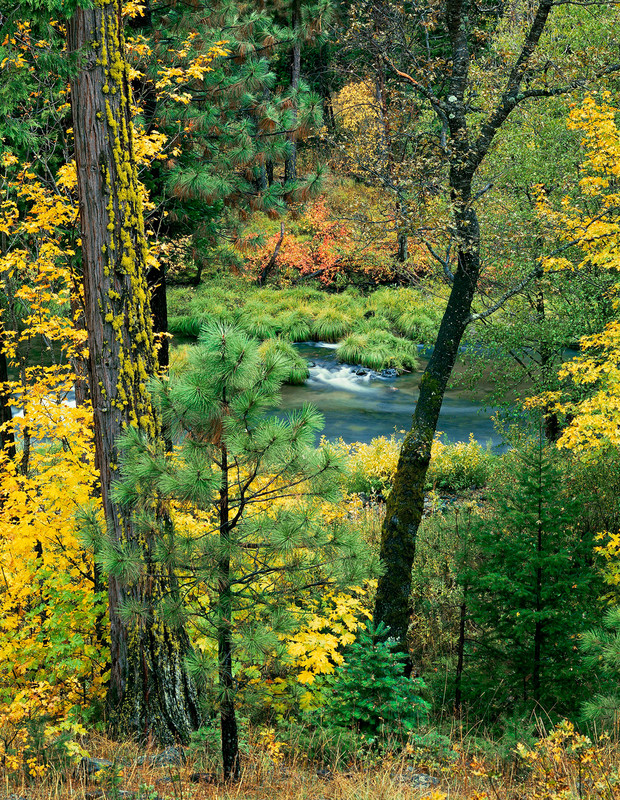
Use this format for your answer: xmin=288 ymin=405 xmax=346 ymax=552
xmin=467 ymin=263 xmax=543 ymax=324
xmin=425 ymin=241 xmax=455 ymax=282
xmin=473 ymin=182 xmax=494 ymax=202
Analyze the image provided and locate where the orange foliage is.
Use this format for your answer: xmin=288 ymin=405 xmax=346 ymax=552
xmin=246 ymin=197 xmax=397 ymax=287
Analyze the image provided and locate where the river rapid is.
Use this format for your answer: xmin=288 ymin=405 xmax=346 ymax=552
xmin=280 ymin=342 xmax=500 ymax=446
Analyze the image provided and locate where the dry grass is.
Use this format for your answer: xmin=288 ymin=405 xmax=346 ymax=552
xmin=3 ymin=718 xmax=620 ymax=800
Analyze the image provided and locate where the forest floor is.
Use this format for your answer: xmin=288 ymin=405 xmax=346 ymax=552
xmin=3 ymin=729 xmax=619 ymax=800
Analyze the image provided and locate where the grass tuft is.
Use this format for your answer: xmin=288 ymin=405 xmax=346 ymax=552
xmin=257 ymin=339 xmax=310 ymax=385
xmin=337 ymin=330 xmax=419 ymax=373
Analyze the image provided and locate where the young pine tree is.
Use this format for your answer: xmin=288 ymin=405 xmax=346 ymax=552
xmin=580 ymin=606 xmax=620 ymax=727
xmin=109 ymin=322 xmax=373 ymax=780
xmin=459 ymin=439 xmax=603 ymax=718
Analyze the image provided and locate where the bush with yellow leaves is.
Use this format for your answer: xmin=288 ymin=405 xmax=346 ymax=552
xmin=0 ymin=681 xmax=89 ymax=780
xmin=426 ymin=434 xmax=496 ymax=493
xmin=335 ymin=433 xmax=495 ymax=498
xmin=514 ymin=720 xmax=619 ymax=800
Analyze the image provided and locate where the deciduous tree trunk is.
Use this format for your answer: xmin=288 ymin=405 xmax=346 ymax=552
xmin=373 ymin=0 xmax=561 ymax=661
xmin=68 ymin=0 xmax=200 ymax=743
xmin=374 ymin=198 xmax=481 ymax=655
xmin=0 ymin=321 xmax=15 ymax=462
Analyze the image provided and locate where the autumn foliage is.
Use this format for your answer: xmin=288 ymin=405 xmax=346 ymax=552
xmin=245 ymin=198 xmax=399 ymax=287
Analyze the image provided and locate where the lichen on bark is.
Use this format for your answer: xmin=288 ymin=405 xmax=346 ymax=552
xmin=68 ymin=0 xmax=200 ymax=743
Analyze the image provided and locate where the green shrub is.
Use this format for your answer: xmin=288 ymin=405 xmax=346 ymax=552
xmin=276 ymin=720 xmax=372 ymax=768
xmin=320 ymin=622 xmax=429 ymax=740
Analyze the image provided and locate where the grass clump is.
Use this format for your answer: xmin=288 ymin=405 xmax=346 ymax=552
xmin=278 ymin=309 xmax=313 ymax=341
xmin=167 ymin=314 xmax=203 ymax=338
xmin=237 ymin=309 xmax=280 ymax=340
xmin=312 ymin=306 xmax=360 ymax=342
xmin=337 ymin=330 xmax=419 ymax=373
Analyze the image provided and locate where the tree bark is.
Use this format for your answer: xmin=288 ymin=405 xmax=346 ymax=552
xmin=454 ymin=586 xmax=467 ymax=714
xmin=218 ymin=444 xmax=240 ymax=781
xmin=373 ymin=0 xmax=558 ymax=660
xmin=147 ymin=260 xmax=169 ymax=372
xmin=533 ymin=446 xmax=543 ymax=705
xmin=284 ymin=0 xmax=301 ymax=184
xmin=68 ymin=1 xmax=200 ymax=743
xmin=373 ymin=200 xmax=480 ymax=656
xmin=0 ymin=321 xmax=15 ymax=461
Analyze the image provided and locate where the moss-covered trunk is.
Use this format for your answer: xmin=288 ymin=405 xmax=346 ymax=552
xmin=372 ymin=0 xmax=557 ymax=666
xmin=373 ymin=201 xmax=480 ymax=659
xmin=68 ymin=0 xmax=199 ymax=743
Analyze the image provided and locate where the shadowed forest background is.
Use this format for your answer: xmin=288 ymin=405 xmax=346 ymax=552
xmin=2 ymin=0 xmax=620 ymax=796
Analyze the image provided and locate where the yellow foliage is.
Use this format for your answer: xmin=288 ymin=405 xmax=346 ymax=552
xmin=333 ymin=433 xmax=493 ymax=496
xmin=0 ymin=156 xmax=107 ymax=718
xmin=515 ymin=721 xmax=616 ymax=800
xmin=0 ymin=682 xmax=90 ymax=777
xmin=154 ymin=39 xmax=229 ymax=105
xmin=332 ymin=80 xmax=383 ymax=176
xmin=533 ymin=95 xmax=620 ymax=454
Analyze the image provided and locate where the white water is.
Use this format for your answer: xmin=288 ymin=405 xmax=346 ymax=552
xmin=302 ymin=341 xmax=339 ymax=350
xmin=307 ymin=364 xmax=376 ymax=393
xmin=280 ymin=342 xmax=500 ymax=446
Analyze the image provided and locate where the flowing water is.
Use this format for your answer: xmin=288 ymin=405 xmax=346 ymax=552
xmin=11 ymin=336 xmax=500 ymax=447
xmin=279 ymin=342 xmax=500 ymax=446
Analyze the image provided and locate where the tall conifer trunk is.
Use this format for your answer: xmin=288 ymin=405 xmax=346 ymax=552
xmin=284 ymin=0 xmax=301 ymax=183
xmin=68 ymin=0 xmax=200 ymax=743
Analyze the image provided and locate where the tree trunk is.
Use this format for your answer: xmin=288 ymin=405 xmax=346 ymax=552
xmin=372 ymin=0 xmax=558 ymax=662
xmin=68 ymin=1 xmax=200 ymax=743
xmin=0 ymin=321 xmax=15 ymax=461
xmin=0 ymin=232 xmax=16 ymax=461
xmin=69 ymin=287 xmax=89 ymax=407
xmin=148 ymin=260 xmax=169 ymax=372
xmin=375 ymin=53 xmax=407 ymax=262
xmin=454 ymin=585 xmax=467 ymax=714
xmin=284 ymin=0 xmax=301 ymax=184
xmin=535 ymin=286 xmax=560 ymax=441
xmin=218 ymin=444 xmax=240 ymax=781
xmin=374 ymin=194 xmax=481 ymax=660
xmin=533 ymin=446 xmax=543 ymax=705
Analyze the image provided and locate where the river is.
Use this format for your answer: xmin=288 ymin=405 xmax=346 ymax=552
xmin=279 ymin=342 xmax=500 ymax=446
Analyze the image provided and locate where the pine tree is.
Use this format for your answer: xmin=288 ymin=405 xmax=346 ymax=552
xmin=111 ymin=322 xmax=372 ymax=780
xmin=157 ymin=1 xmax=325 ymax=238
xmin=459 ymin=440 xmax=603 ymax=716
xmin=580 ymin=606 xmax=620 ymax=727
